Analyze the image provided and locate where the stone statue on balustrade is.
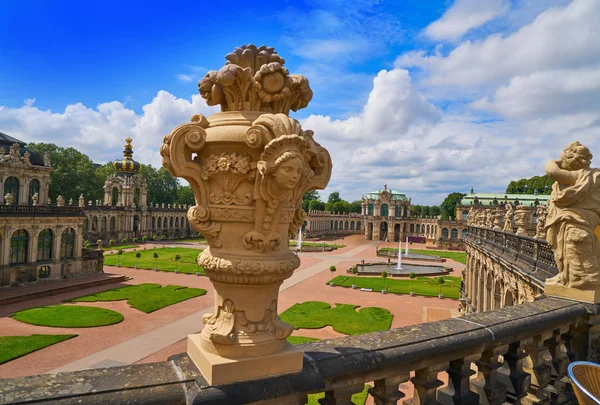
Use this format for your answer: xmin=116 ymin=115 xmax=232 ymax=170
xmin=32 ymin=192 xmax=38 ymax=206
xmin=57 ymin=195 xmax=65 ymax=206
xmin=503 ymin=203 xmax=514 ymax=232
xmin=79 ymin=194 xmax=85 ymax=207
xmin=544 ymin=141 xmax=600 ymax=303
xmin=514 ymin=205 xmax=531 ymax=236
xmin=4 ymin=193 xmax=14 ymax=205
xmin=492 ymin=210 xmax=503 ymax=231
xmin=534 ymin=204 xmax=548 ymax=240
xmin=485 ymin=209 xmax=493 ymax=228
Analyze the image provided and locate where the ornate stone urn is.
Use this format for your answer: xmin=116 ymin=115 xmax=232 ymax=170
xmin=514 ymin=205 xmax=532 ymax=236
xmin=161 ymin=44 xmax=331 ymax=384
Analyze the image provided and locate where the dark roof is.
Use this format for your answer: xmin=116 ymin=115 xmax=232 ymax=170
xmin=0 ymin=131 xmax=45 ymax=167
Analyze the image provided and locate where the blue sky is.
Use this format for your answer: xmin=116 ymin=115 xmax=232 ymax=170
xmin=1 ymin=0 xmax=599 ymax=204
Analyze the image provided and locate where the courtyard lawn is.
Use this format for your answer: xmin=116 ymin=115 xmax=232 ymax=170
xmin=66 ymin=283 xmax=207 ymax=313
xmin=172 ymin=238 xmax=207 ymax=244
xmin=102 ymin=244 xmax=139 ymax=251
xmin=281 ymin=301 xmax=393 ymax=336
xmin=13 ymin=305 xmax=124 ymax=328
xmin=104 ymin=247 xmax=205 ymax=274
xmin=0 ymin=334 xmax=78 ymax=365
xmin=287 ymin=336 xmax=320 ymax=345
xmin=379 ymin=248 xmax=466 ymax=264
xmin=331 ymin=275 xmax=461 ymax=299
xmin=307 ymin=384 xmax=369 ymax=405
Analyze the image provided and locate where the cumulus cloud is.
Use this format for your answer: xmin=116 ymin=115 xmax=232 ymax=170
xmin=425 ymin=0 xmax=510 ymax=42
xmin=0 ymin=91 xmax=218 ymax=168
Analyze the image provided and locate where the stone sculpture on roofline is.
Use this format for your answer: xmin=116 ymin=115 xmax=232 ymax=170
xmin=544 ymin=141 xmax=600 ymax=303
xmin=161 ymin=44 xmax=332 ymax=384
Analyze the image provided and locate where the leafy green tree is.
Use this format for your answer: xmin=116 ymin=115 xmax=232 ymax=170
xmin=325 ymin=202 xmax=333 ymax=212
xmin=437 ymin=277 xmax=446 ymax=296
xmin=421 ymin=206 xmax=430 ymax=216
xmin=176 ymin=185 xmax=195 ymax=205
xmin=302 ymin=190 xmax=320 ymax=212
xmin=117 ymin=249 xmax=123 ymax=266
xmin=141 ymin=165 xmax=178 ymax=205
xmin=135 ymin=252 xmax=141 ymax=268
xmin=409 ymin=272 xmax=416 ymax=293
xmin=27 ymin=143 xmax=105 ymax=202
xmin=327 ymin=191 xmax=341 ymax=204
xmin=430 ymin=206 xmax=441 ymax=217
xmin=440 ymin=192 xmax=466 ymax=220
xmin=332 ymin=201 xmax=349 ymax=213
xmin=411 ymin=205 xmax=422 ymax=216
xmin=506 ymin=174 xmax=553 ymax=195
xmin=153 ymin=252 xmax=159 ymax=270
xmin=329 ymin=265 xmax=336 ymax=281
xmin=308 ymin=199 xmax=325 ymax=211
xmin=382 ymin=271 xmax=388 ymax=292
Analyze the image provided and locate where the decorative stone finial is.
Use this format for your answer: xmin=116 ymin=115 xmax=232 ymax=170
xmin=32 ymin=192 xmax=38 ymax=206
xmin=197 ymin=44 xmax=312 ymax=115
xmin=544 ymin=141 xmax=600 ymax=303
xmin=46 ymin=197 xmax=51 ymax=205
xmin=79 ymin=194 xmax=85 ymax=207
xmin=4 ymin=193 xmax=14 ymax=205
xmin=68 ymin=198 xmax=73 ymax=206
xmin=57 ymin=195 xmax=65 ymax=206
xmin=514 ymin=205 xmax=531 ymax=236
xmin=161 ymin=44 xmax=331 ymax=385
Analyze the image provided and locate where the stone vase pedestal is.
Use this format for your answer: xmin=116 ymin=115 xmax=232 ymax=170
xmin=161 ymin=45 xmax=331 ymax=385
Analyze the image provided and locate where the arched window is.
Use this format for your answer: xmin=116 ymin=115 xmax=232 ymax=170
xmin=37 ymin=229 xmax=54 ymax=262
xmin=152 ymin=217 xmax=156 ymax=228
xmin=163 ymin=217 xmax=168 ymax=228
xmin=451 ymin=229 xmax=458 ymax=240
xmin=350 ymin=221 xmax=355 ymax=230
xmin=442 ymin=228 xmax=449 ymax=239
xmin=334 ymin=221 xmax=338 ymax=230
xmin=10 ymin=229 xmax=29 ymax=264
xmin=368 ymin=204 xmax=374 ymax=216
xmin=4 ymin=177 xmax=19 ymax=204
xmin=380 ymin=204 xmax=389 ymax=217
xmin=170 ymin=217 xmax=174 ymax=228
xmin=133 ymin=215 xmax=139 ymax=233
xmin=410 ymin=224 xmax=414 ymax=233
xmin=330 ymin=220 xmax=333 ymax=228
xmin=416 ymin=224 xmax=420 ymax=233
xmin=28 ymin=179 xmax=40 ymax=205
xmin=61 ymin=228 xmax=76 ymax=258
xmin=101 ymin=217 xmax=107 ymax=231
xmin=395 ymin=205 xmax=401 ymax=217
xmin=344 ymin=221 xmax=349 ymax=230
xmin=84 ymin=218 xmax=89 ymax=230
xmin=461 ymin=229 xmax=468 ymax=239
xmin=92 ymin=217 xmax=98 ymax=231
xmin=175 ymin=217 xmax=179 ymax=228
xmin=426 ymin=224 xmax=430 ymax=234
xmin=357 ymin=221 xmax=361 ymax=230
xmin=403 ymin=206 xmax=408 ymax=217
xmin=157 ymin=217 xmax=161 ymax=228
xmin=112 ymin=187 xmax=119 ymax=206
xmin=462 ymin=210 xmax=469 ymax=221
xmin=110 ymin=217 xmax=116 ymax=230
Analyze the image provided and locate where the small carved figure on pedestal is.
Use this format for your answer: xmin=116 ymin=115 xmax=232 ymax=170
xmin=79 ymin=194 xmax=85 ymax=207
xmin=503 ymin=203 xmax=514 ymax=232
xmin=534 ymin=204 xmax=548 ymax=240
xmin=32 ymin=192 xmax=38 ymax=206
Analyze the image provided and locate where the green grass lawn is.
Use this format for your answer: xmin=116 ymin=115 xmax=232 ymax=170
xmin=281 ymin=301 xmax=393 ymax=336
xmin=287 ymin=336 xmax=320 ymax=345
xmin=102 ymin=244 xmax=140 ymax=251
xmin=379 ymin=248 xmax=466 ymax=264
xmin=104 ymin=247 xmax=205 ymax=274
xmin=13 ymin=305 xmax=124 ymax=328
xmin=66 ymin=283 xmax=207 ymax=313
xmin=0 ymin=334 xmax=78 ymax=365
xmin=307 ymin=384 xmax=369 ymax=405
xmin=289 ymin=241 xmax=345 ymax=248
xmin=172 ymin=238 xmax=207 ymax=244
xmin=331 ymin=275 xmax=461 ymax=299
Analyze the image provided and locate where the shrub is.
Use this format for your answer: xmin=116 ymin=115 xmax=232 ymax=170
xmin=142 ymin=236 xmax=148 ymax=243
xmin=109 ymin=239 xmax=115 ymax=246
xmin=121 ymin=238 xmax=127 ymax=244
xmin=132 ymin=237 xmax=138 ymax=243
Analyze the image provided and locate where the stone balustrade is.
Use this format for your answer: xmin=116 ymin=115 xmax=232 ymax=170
xmin=2 ymin=297 xmax=598 ymax=404
xmin=0 ymin=204 xmax=85 ymax=217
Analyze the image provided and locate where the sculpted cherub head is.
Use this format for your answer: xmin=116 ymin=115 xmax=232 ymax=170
xmin=257 ymin=135 xmax=312 ymax=199
xmin=560 ymin=141 xmax=593 ymax=171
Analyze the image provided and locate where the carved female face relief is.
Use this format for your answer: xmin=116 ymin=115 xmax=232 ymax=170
xmin=272 ymin=156 xmax=303 ymax=192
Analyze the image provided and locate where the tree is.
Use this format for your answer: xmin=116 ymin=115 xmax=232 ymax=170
xmin=381 ymin=271 xmax=388 ymax=293
xmin=141 ymin=165 xmax=178 ymax=205
xmin=328 ymin=191 xmax=341 ymax=204
xmin=135 ymin=252 xmax=141 ymax=268
xmin=332 ymin=201 xmax=347 ymax=213
xmin=308 ymin=199 xmax=325 ymax=211
xmin=421 ymin=206 xmax=430 ymax=216
xmin=409 ymin=272 xmax=416 ymax=294
xmin=430 ymin=206 xmax=441 ymax=217
xmin=142 ymin=236 xmax=147 ymax=243
xmin=506 ymin=174 xmax=553 ymax=195
xmin=352 ymin=266 xmax=359 ymax=287
xmin=303 ymin=190 xmax=320 ymax=202
xmin=176 ymin=185 xmax=195 ymax=205
xmin=412 ymin=205 xmax=422 ymax=216
xmin=440 ymin=192 xmax=466 ymax=220
xmin=325 ymin=202 xmax=333 ymax=212
xmin=117 ymin=249 xmax=123 ymax=267
xmin=27 ymin=143 xmax=105 ymax=202
xmin=153 ymin=252 xmax=159 ymax=270
xmin=437 ymin=277 xmax=446 ymax=296
xmin=329 ymin=265 xmax=336 ymax=282
xmin=349 ymin=201 xmax=362 ymax=213
xmin=175 ymin=254 xmax=181 ymax=273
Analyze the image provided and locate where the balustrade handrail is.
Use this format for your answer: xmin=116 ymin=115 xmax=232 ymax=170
xmin=0 ymin=205 xmax=86 ymax=217
xmin=1 ymin=297 xmax=598 ymax=405
xmin=82 ymin=248 xmax=103 ymax=260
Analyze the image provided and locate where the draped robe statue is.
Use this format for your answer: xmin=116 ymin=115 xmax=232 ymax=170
xmin=544 ymin=142 xmax=600 ymax=300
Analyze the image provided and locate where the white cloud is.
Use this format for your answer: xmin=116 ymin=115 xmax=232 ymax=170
xmin=23 ymin=98 xmax=36 ymax=107
xmin=175 ymin=74 xmax=194 ymax=83
xmin=425 ymin=0 xmax=510 ymax=41
xmin=0 ymin=91 xmax=218 ymax=169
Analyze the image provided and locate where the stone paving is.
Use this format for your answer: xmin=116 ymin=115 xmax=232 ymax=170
xmin=0 ymin=235 xmax=463 ymax=379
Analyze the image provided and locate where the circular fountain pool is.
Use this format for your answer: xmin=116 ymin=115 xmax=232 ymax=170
xmin=350 ymin=262 xmax=451 ymax=277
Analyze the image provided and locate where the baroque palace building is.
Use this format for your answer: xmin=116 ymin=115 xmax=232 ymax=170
xmin=0 ymin=132 xmax=102 ymax=288
xmin=82 ymin=137 xmax=192 ymax=244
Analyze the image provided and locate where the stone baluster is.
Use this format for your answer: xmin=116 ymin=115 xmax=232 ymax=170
xmin=438 ymin=355 xmax=480 ymax=405
xmin=475 ymin=346 xmax=508 ymax=405
xmin=504 ymin=341 xmax=531 ymax=404
xmin=544 ymin=327 xmax=573 ymax=405
xmin=405 ymin=363 xmax=447 ymax=405
xmin=318 ymin=383 xmax=366 ymax=405
xmin=368 ymin=373 xmax=410 ymax=404
xmin=523 ymin=334 xmax=553 ymax=405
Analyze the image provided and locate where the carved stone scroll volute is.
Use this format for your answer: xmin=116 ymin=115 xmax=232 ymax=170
xmin=161 ymin=44 xmax=331 ymax=385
